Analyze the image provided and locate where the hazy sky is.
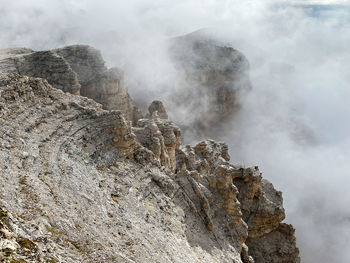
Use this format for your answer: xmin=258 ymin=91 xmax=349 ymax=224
xmin=1 ymin=1 xmax=350 ymax=262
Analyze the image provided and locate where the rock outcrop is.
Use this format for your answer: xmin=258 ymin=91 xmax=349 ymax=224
xmin=148 ymin=100 xmax=169 ymax=120
xmin=169 ymin=30 xmax=252 ymax=139
xmin=0 ymin=45 xmax=138 ymax=122
xmin=133 ymin=116 xmax=181 ymax=172
xmin=0 ymin=73 xmax=299 ymax=262
xmin=0 ymin=47 xmax=81 ymax=94
xmin=0 ymin=35 xmax=250 ymax=139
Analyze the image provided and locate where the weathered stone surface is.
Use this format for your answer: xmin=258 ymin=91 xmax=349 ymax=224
xmin=175 ymin=140 xmax=300 ymax=263
xmin=148 ymin=100 xmax=168 ymax=119
xmin=175 ymin=140 xmax=248 ymax=254
xmin=17 ymin=51 xmax=81 ymax=94
xmin=133 ymin=106 xmax=181 ymax=171
xmin=233 ymin=170 xmax=300 ymax=263
xmin=169 ymin=30 xmax=252 ymax=139
xmin=0 ymin=73 xmax=241 ymax=262
xmin=247 ymin=223 xmax=300 ymax=263
xmin=234 ymin=172 xmax=285 ymax=239
xmin=81 ymin=67 xmax=135 ymax=120
xmin=55 ymin=45 xmax=136 ymax=120
xmin=54 ymin=45 xmax=106 ymax=86
xmin=0 ymin=48 xmax=81 ymax=94
xmin=0 ymin=45 xmax=138 ymax=122
xmin=0 ymin=69 xmax=299 ymax=262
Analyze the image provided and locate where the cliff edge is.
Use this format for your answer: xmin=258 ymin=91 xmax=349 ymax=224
xmin=0 ymin=43 xmax=299 ymax=263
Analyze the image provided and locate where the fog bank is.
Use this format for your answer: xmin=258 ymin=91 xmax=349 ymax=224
xmin=1 ymin=1 xmax=350 ymax=262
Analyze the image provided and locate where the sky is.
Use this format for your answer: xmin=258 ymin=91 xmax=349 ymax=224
xmin=1 ymin=0 xmax=350 ymax=262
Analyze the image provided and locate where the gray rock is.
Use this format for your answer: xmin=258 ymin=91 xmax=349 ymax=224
xmin=80 ymin=67 xmax=135 ymax=120
xmin=247 ymin=223 xmax=300 ymax=263
xmin=54 ymin=45 xmax=106 ymax=86
xmin=0 ymin=66 xmax=299 ymax=262
xmin=16 ymin=50 xmax=81 ymax=94
xmin=148 ymin=100 xmax=169 ymax=120
xmin=0 ymin=45 xmax=139 ymax=122
xmin=170 ymin=30 xmax=252 ymax=139
xmin=0 ymin=48 xmax=80 ymax=94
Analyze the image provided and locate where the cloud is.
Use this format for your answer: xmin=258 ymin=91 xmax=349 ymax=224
xmin=1 ymin=1 xmax=350 ymax=262
xmin=285 ymin=0 xmax=349 ymax=4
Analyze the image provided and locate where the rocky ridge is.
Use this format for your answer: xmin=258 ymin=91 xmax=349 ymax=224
xmin=0 ymin=45 xmax=138 ymax=122
xmin=0 ymin=44 xmax=299 ymax=263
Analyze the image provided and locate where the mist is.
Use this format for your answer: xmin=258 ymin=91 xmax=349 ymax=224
xmin=1 ymin=0 xmax=350 ymax=262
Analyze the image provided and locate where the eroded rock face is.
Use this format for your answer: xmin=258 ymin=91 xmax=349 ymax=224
xmin=169 ymin=30 xmax=252 ymax=139
xmin=54 ymin=45 xmax=106 ymax=86
xmin=81 ymin=67 xmax=135 ymax=120
xmin=0 ymin=45 xmax=138 ymax=122
xmin=133 ymin=114 xmax=181 ymax=172
xmin=173 ymin=140 xmax=299 ymax=263
xmin=0 ymin=48 xmax=81 ymax=94
xmin=0 ymin=73 xmax=299 ymax=261
xmin=247 ymin=223 xmax=300 ymax=263
xmin=148 ymin=100 xmax=169 ymax=120
xmin=55 ymin=45 xmax=136 ymax=120
xmin=233 ymin=172 xmax=300 ymax=262
xmin=0 ymin=37 xmax=249 ymax=140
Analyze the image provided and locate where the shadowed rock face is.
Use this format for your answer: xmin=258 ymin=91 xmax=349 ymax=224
xmin=148 ymin=100 xmax=169 ymax=119
xmin=0 ymin=45 xmax=138 ymax=122
xmin=0 ymin=48 xmax=81 ymax=94
xmin=54 ymin=45 xmax=106 ymax=86
xmin=169 ymin=31 xmax=252 ymax=139
xmin=54 ymin=45 xmax=135 ymax=121
xmin=0 ymin=73 xmax=299 ymax=263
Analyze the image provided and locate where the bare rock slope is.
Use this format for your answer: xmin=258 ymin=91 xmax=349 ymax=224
xmin=0 ymin=45 xmax=137 ymax=122
xmin=0 ymin=43 xmax=299 ymax=263
xmin=0 ymin=73 xmax=299 ymax=263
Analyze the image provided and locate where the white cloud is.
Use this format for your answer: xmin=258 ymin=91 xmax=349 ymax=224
xmin=279 ymin=0 xmax=350 ymax=4
xmin=0 ymin=1 xmax=350 ymax=262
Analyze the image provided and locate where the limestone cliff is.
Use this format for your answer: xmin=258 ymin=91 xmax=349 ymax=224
xmin=0 ymin=45 xmax=138 ymax=123
xmin=0 ymin=43 xmax=299 ymax=263
xmin=169 ymin=30 xmax=252 ymax=139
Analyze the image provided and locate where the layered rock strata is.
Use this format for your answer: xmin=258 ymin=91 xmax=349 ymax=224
xmin=1 ymin=36 xmax=251 ymax=140
xmin=0 ymin=45 xmax=137 ymax=122
xmin=0 ymin=73 xmax=299 ymax=262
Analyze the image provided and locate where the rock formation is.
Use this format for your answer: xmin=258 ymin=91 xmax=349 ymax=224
xmin=0 ymin=72 xmax=299 ymax=262
xmin=0 ymin=41 xmax=299 ymax=263
xmin=0 ymin=34 xmax=251 ymax=140
xmin=147 ymin=100 xmax=169 ymax=120
xmin=169 ymin=30 xmax=252 ymax=139
xmin=0 ymin=45 xmax=138 ymax=123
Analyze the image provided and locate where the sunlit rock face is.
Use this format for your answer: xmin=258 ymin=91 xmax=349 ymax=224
xmin=0 ymin=42 xmax=299 ymax=262
xmin=169 ymin=30 xmax=252 ymax=140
